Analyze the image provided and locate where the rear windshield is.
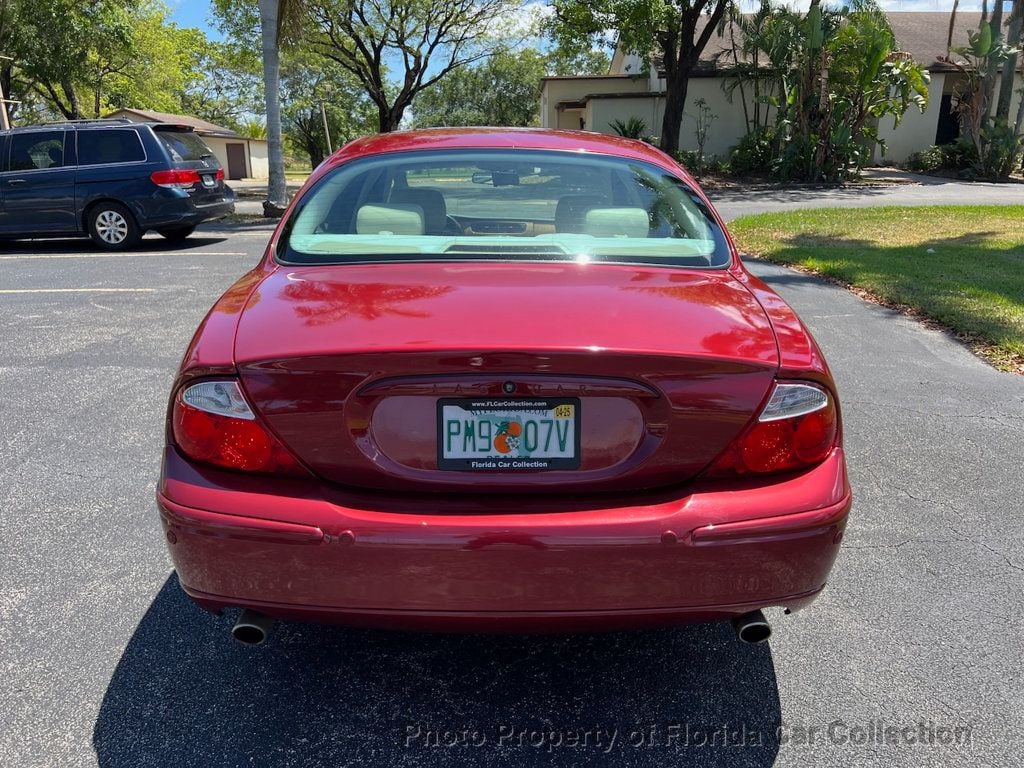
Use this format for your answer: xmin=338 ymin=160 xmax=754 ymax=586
xmin=279 ymin=149 xmax=731 ymax=268
xmin=156 ymin=129 xmax=215 ymax=162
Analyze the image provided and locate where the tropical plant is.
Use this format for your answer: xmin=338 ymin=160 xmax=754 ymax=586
xmin=237 ymin=118 xmax=268 ymax=139
xmin=942 ymin=9 xmax=1024 ymax=179
xmin=722 ymin=0 xmax=802 ymax=134
xmin=609 ymin=117 xmax=647 ymax=139
xmin=737 ymin=0 xmax=928 ymax=182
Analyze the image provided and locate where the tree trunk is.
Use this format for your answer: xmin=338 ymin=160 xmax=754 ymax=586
xmin=996 ymin=0 xmax=1023 ymax=121
xmin=657 ymin=1 xmax=730 ymax=155
xmin=659 ymin=75 xmax=689 ymax=155
xmin=259 ymin=0 xmax=288 ymax=210
xmin=377 ymin=100 xmax=405 ymax=132
xmin=947 ymin=0 xmax=960 ymax=54
xmin=982 ymin=1 xmax=1005 ymax=118
xmin=62 ymin=80 xmax=83 ymax=120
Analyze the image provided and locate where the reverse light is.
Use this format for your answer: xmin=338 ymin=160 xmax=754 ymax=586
xmin=172 ymin=380 xmax=306 ymax=476
xmin=705 ymin=382 xmax=838 ymax=477
xmin=151 ymin=169 xmax=201 ymax=189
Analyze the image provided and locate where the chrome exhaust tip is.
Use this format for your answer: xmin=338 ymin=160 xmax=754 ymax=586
xmin=231 ymin=609 xmax=274 ymax=645
xmin=732 ymin=609 xmax=771 ymax=645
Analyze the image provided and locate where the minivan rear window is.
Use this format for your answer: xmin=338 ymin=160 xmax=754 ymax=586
xmin=77 ymin=129 xmax=145 ymax=165
xmin=156 ymin=130 xmax=215 ymax=162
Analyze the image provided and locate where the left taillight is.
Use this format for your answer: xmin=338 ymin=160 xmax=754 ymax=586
xmin=703 ymin=381 xmax=839 ymax=477
xmin=171 ymin=379 xmax=307 ymax=476
xmin=151 ymin=169 xmax=201 ymax=189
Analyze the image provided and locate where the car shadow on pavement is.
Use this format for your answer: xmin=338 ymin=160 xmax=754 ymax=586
xmin=0 ymin=236 xmax=229 ymax=253
xmin=93 ymin=577 xmax=782 ymax=768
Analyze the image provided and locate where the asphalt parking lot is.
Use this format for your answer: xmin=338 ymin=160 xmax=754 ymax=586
xmin=1 ymin=217 xmax=1022 ymax=768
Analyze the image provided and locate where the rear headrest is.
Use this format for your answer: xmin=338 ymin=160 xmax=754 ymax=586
xmin=355 ymin=203 xmax=424 ymax=235
xmin=554 ymin=194 xmax=609 ymax=233
xmin=583 ymin=207 xmax=650 ymax=238
xmin=390 ymin=187 xmax=447 ymax=234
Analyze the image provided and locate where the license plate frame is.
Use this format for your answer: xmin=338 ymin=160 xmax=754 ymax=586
xmin=437 ymin=397 xmax=581 ymax=471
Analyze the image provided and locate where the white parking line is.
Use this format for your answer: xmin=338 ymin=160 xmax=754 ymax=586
xmin=0 ymin=251 xmax=246 ymax=260
xmin=0 ymin=288 xmax=157 ymax=294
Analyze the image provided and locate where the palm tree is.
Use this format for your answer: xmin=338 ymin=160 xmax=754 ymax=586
xmin=258 ymin=0 xmax=301 ymax=215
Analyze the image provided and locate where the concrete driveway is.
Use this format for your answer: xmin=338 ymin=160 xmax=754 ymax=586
xmin=0 ymin=213 xmax=1021 ymax=767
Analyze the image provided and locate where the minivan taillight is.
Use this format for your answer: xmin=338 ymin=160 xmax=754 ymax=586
xmin=704 ymin=382 xmax=838 ymax=477
xmin=172 ymin=379 xmax=306 ymax=476
xmin=151 ymin=169 xmax=201 ymax=189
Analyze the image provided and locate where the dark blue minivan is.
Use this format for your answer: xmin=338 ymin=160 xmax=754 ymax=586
xmin=0 ymin=119 xmax=236 ymax=249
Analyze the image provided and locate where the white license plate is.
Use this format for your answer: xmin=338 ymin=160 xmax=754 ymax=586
xmin=437 ymin=398 xmax=580 ymax=471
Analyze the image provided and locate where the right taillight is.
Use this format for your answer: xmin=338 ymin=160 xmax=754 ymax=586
xmin=171 ymin=379 xmax=307 ymax=476
xmin=704 ymin=382 xmax=838 ymax=477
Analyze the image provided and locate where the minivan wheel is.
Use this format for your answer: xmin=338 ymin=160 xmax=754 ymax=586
xmin=158 ymin=225 xmax=196 ymax=242
xmin=88 ymin=203 xmax=141 ymax=250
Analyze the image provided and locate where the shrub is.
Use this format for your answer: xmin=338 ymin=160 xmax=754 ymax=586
xmin=729 ymin=128 xmax=778 ymax=176
xmin=609 ymin=117 xmax=647 ymax=139
xmin=673 ymin=150 xmax=700 ymax=170
xmin=905 ymin=145 xmax=947 ymax=173
xmin=904 ymin=141 xmax=979 ymax=175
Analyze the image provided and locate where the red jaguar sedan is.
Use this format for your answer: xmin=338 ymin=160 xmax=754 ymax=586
xmin=158 ymin=128 xmax=850 ymax=645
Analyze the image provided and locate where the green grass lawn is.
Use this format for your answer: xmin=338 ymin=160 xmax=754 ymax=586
xmin=729 ymin=205 xmax=1024 ymax=372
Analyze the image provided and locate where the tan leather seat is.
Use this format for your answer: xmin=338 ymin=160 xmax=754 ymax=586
xmin=390 ymin=187 xmax=447 ymax=234
xmin=554 ymin=194 xmax=609 ymax=233
xmin=355 ymin=203 xmax=425 ymax=235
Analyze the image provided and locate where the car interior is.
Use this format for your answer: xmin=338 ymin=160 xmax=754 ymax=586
xmin=285 ymin=151 xmax=725 ymax=266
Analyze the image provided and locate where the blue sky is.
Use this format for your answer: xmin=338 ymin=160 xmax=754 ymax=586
xmin=169 ymin=0 xmax=217 ymax=33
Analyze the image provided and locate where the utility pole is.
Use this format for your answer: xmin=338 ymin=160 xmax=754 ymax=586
xmin=320 ymin=101 xmax=333 ymax=155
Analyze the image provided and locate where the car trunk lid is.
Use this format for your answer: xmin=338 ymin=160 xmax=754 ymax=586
xmin=234 ymin=262 xmax=779 ymax=493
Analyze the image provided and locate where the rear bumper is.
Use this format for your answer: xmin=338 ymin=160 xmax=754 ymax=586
xmin=158 ymin=447 xmax=850 ymax=631
xmin=137 ymin=188 xmax=236 ymax=229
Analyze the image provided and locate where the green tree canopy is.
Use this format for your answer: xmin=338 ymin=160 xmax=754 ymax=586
xmin=280 ymin=51 xmax=376 ymax=167
xmin=302 ymin=0 xmax=522 ymax=132
xmin=413 ymin=48 xmax=548 ymax=128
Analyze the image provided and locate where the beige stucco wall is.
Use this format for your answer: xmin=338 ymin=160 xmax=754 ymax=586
xmin=876 ymin=72 xmax=945 ymax=163
xmin=540 ymin=76 xmax=649 ymax=130
xmin=877 ymin=72 xmax=1024 ymax=163
xmin=582 ymin=77 xmax=756 ymax=158
xmin=198 ymin=136 xmax=238 ymax=175
xmin=202 ymin=136 xmax=269 ymax=179
xmin=247 ymin=139 xmax=269 ymax=179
